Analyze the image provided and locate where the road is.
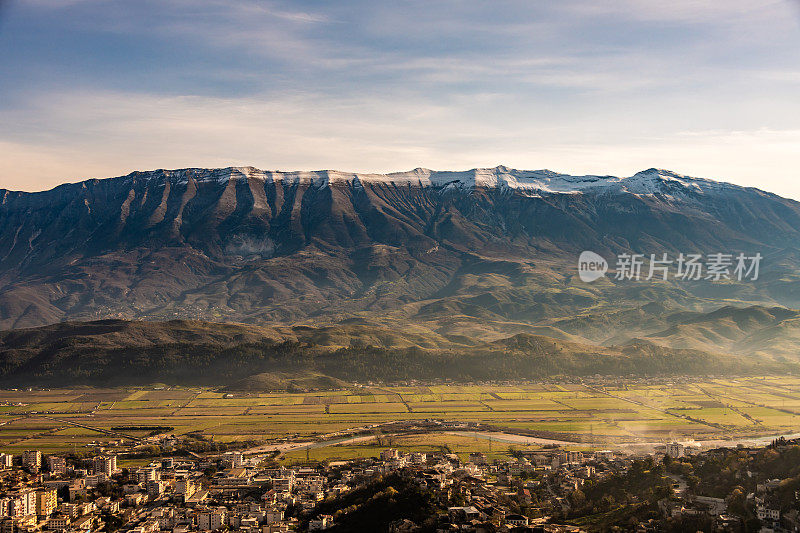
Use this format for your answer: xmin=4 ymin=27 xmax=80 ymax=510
xmin=33 ymin=414 xmax=144 ymax=442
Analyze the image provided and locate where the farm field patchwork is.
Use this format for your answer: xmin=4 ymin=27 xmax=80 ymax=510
xmin=1 ymin=377 xmax=799 ymax=455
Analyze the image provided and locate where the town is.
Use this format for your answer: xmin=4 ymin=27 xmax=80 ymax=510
xmin=2 ymin=431 xmax=799 ymax=533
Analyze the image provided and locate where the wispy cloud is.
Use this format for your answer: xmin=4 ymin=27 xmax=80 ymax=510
xmin=0 ymin=0 xmax=798 ymax=196
xmin=560 ymin=0 xmax=788 ymax=23
xmin=2 ymin=88 xmax=800 ymax=200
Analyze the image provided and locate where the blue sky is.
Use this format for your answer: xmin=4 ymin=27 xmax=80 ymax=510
xmin=1 ymin=0 xmax=799 ymax=197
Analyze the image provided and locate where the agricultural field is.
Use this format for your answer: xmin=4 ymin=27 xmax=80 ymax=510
xmin=1 ymin=377 xmax=800 ymax=460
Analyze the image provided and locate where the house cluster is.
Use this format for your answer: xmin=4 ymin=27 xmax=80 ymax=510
xmin=752 ymin=477 xmax=800 ymax=533
xmin=0 ymin=444 xmax=617 ymax=533
xmin=0 ymin=450 xmax=123 ymax=533
xmin=1 ymin=437 xmax=798 ymax=533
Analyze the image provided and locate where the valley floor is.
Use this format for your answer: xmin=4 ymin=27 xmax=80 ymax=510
xmin=2 ymin=376 xmax=800 ymax=464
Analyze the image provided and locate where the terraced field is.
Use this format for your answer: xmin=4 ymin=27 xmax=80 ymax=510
xmin=2 ymin=377 xmax=800 ymax=457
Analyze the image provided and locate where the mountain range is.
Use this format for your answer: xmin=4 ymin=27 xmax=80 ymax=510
xmin=1 ymin=165 xmax=800 ymax=383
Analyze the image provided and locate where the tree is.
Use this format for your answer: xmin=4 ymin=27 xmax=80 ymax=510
xmin=726 ymin=487 xmax=747 ymax=516
xmin=568 ymin=488 xmax=586 ymax=509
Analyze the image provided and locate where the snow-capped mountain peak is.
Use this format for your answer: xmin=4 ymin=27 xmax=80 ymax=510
xmin=13 ymin=165 xmax=744 ymax=201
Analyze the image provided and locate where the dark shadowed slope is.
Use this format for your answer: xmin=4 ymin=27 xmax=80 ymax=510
xmin=0 ymin=316 xmax=795 ymax=386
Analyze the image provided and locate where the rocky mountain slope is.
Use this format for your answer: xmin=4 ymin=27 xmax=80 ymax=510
xmin=1 ymin=165 xmax=800 ymax=359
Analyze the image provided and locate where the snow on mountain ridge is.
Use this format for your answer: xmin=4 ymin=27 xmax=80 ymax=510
xmin=5 ymin=165 xmax=744 ymax=198
xmin=234 ymin=165 xmax=743 ymax=196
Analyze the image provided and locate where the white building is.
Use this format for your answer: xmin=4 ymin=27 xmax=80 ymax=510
xmin=666 ymin=442 xmax=685 ymax=458
xmin=47 ymin=516 xmax=70 ymax=531
xmin=93 ymin=455 xmax=117 ymax=476
xmin=506 ymin=514 xmax=529 ymax=527
xmin=147 ymin=480 xmax=165 ymax=498
xmin=175 ymin=478 xmax=196 ymax=498
xmin=197 ymin=509 xmax=226 ymax=531
xmin=380 ymin=449 xmax=400 ymax=461
xmin=308 ymin=515 xmax=333 ymax=531
xmin=22 ymin=450 xmax=41 ymax=472
xmin=9 ymin=489 xmax=37 ymax=516
xmin=47 ymin=456 xmax=67 ymax=475
xmin=137 ymin=468 xmax=159 ymax=483
xmin=265 ymin=508 xmax=284 ymax=524
xmin=594 ymin=450 xmax=614 ymax=461
xmin=232 ymin=452 xmax=244 ymax=468
xmin=757 ymin=505 xmax=780 ymax=521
